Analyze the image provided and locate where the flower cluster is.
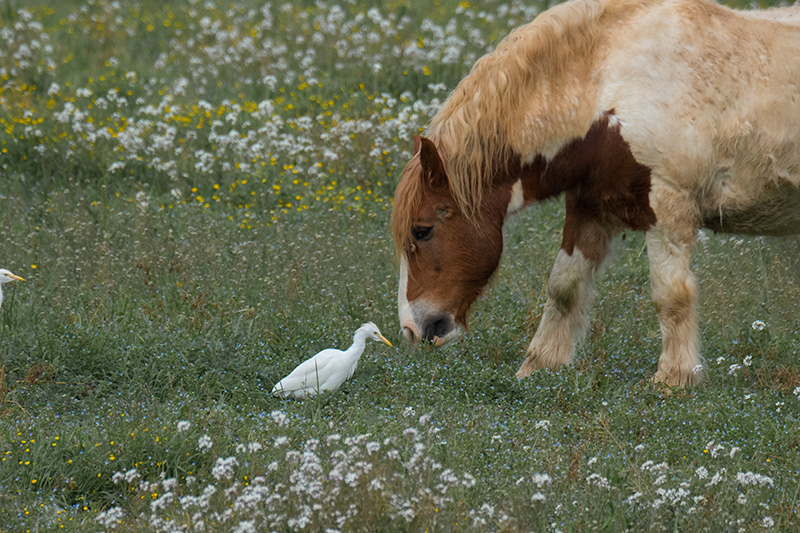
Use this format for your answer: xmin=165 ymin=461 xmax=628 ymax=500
xmin=102 ymin=413 xmax=482 ymax=531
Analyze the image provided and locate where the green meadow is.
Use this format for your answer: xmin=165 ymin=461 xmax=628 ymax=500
xmin=1 ymin=0 xmax=799 ymax=530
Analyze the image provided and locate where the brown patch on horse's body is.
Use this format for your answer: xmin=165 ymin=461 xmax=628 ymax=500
xmin=513 ymin=114 xmax=656 ymax=262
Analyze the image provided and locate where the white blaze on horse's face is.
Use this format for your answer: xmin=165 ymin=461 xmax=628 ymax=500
xmin=397 ymin=256 xmax=419 ymax=342
xmin=393 ymin=136 xmax=508 ymax=346
xmin=398 ymin=255 xmax=465 ymax=346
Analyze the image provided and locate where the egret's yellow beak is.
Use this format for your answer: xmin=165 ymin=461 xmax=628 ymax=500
xmin=377 ymin=333 xmax=392 ymax=347
xmin=9 ymin=274 xmax=24 ymax=282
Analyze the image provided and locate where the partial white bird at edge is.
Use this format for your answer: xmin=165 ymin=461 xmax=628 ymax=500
xmin=0 ymin=269 xmax=25 ymax=312
xmin=271 ymin=322 xmax=392 ymax=399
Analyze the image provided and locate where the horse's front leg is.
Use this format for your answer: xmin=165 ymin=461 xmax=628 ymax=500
xmin=646 ymin=188 xmax=702 ymax=387
xmin=517 ymin=199 xmax=617 ymax=378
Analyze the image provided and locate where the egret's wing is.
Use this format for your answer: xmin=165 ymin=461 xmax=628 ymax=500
xmin=271 ymin=349 xmax=340 ymax=398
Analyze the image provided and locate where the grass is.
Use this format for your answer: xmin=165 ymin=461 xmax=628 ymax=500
xmin=1 ymin=0 xmax=799 ymax=531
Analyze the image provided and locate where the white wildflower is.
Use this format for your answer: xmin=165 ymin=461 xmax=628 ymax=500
xmin=707 ymin=468 xmax=726 ymax=487
xmin=403 ymin=427 xmax=418 ymax=438
xmin=535 ymin=419 xmax=551 ymax=430
xmin=198 ymin=434 xmax=213 ymax=452
xmin=212 ymin=456 xmax=239 ymax=480
xmin=96 ymin=506 xmax=125 ymax=528
xmin=232 ymin=520 xmax=257 ymax=533
xmin=751 ymin=320 xmax=766 ymax=331
xmin=270 ymin=410 xmax=288 ymax=427
xmin=625 ymin=492 xmax=642 ymax=505
xmin=736 ymin=471 xmax=774 ymax=487
xmin=532 ymin=473 xmax=552 ymax=487
xmin=586 ymin=473 xmax=610 ymax=489
xmin=150 ymin=491 xmax=174 ymax=512
xmin=177 ymin=420 xmax=191 ymax=432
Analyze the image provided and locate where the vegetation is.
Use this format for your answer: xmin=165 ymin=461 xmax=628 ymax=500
xmin=1 ymin=0 xmax=798 ymax=530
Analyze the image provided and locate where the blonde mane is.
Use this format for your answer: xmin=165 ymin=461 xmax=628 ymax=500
xmin=425 ymin=0 xmax=644 ymax=217
xmin=392 ymin=0 xmax=652 ymax=255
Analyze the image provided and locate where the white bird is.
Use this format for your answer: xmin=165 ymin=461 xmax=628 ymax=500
xmin=271 ymin=322 xmax=392 ymax=399
xmin=0 ymin=269 xmax=25 ymax=311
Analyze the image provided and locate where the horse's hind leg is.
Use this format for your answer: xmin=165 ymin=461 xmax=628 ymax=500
xmin=646 ymin=188 xmax=703 ymax=387
xmin=516 ymin=204 xmax=616 ymax=378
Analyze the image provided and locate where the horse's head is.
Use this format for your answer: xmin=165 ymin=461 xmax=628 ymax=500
xmin=392 ymin=135 xmax=512 ymax=346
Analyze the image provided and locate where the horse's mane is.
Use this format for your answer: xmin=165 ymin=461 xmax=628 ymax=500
xmin=393 ymin=0 xmax=652 ymax=254
xmin=426 ymin=0 xmax=616 ymax=218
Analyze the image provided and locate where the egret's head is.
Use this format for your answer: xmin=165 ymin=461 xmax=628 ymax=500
xmin=359 ymin=322 xmax=393 ymax=347
xmin=0 ymin=269 xmax=24 ymax=284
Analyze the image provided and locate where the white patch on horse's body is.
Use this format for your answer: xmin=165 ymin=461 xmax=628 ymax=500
xmin=506 ymin=179 xmax=525 ymax=216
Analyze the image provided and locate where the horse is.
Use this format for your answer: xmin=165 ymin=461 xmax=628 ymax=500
xmin=391 ymin=0 xmax=800 ymax=387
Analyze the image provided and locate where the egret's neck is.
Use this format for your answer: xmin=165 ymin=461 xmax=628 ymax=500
xmin=347 ymin=331 xmax=369 ymax=359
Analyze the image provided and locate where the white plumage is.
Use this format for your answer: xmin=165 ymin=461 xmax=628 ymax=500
xmin=271 ymin=322 xmax=392 ymax=399
xmin=0 ymin=269 xmax=25 ymax=311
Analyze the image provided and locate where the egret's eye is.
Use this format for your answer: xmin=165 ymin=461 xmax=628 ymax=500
xmin=411 ymin=226 xmax=433 ymax=242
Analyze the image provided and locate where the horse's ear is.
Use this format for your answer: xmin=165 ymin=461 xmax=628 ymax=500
xmin=417 ymin=136 xmax=447 ymax=190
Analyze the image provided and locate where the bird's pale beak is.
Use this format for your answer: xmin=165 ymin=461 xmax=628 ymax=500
xmin=377 ymin=333 xmax=392 ymax=347
xmin=9 ymin=274 xmax=24 ymax=282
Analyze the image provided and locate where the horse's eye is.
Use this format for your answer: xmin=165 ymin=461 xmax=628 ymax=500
xmin=412 ymin=226 xmax=433 ymax=242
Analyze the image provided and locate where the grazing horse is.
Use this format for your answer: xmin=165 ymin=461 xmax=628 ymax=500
xmin=391 ymin=0 xmax=800 ymax=387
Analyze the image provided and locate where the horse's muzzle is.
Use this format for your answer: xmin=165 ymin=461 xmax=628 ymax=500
xmin=400 ymin=309 xmax=461 ymax=347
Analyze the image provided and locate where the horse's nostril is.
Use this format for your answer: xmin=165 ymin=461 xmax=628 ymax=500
xmin=433 ymin=318 xmax=449 ymax=338
xmin=422 ymin=316 xmax=452 ymax=342
xmin=402 ymin=327 xmax=416 ymax=342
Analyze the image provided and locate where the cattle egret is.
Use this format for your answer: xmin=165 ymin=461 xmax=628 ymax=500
xmin=0 ymin=269 xmax=25 ymax=311
xmin=271 ymin=322 xmax=392 ymax=399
